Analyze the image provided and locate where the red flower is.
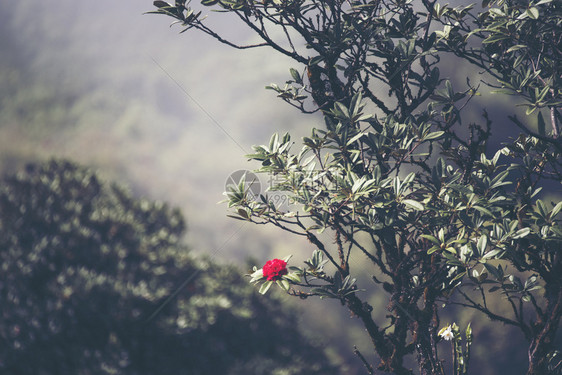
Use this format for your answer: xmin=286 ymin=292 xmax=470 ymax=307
xmin=262 ymin=259 xmax=288 ymax=281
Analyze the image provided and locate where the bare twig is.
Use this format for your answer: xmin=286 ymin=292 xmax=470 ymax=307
xmin=354 ymin=346 xmax=376 ymax=375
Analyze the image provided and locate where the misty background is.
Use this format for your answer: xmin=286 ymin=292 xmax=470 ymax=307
xmin=0 ymin=0 xmax=322 ymax=261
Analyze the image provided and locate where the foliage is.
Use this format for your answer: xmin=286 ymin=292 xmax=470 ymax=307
xmin=0 ymin=159 xmax=338 ymax=375
xmin=438 ymin=323 xmax=472 ymax=375
xmin=153 ymin=0 xmax=561 ymax=373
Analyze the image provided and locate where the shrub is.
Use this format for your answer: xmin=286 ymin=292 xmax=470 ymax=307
xmin=0 ymin=159 xmax=337 ymax=375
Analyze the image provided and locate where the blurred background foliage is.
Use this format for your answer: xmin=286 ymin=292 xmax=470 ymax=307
xmin=0 ymin=0 xmax=557 ymax=374
xmin=0 ymin=159 xmax=338 ymax=374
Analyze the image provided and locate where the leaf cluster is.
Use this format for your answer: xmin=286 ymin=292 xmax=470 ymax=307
xmin=154 ymin=0 xmax=562 ymax=373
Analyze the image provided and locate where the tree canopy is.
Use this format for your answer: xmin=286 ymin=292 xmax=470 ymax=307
xmin=153 ymin=0 xmax=561 ymax=373
xmin=0 ymin=159 xmax=338 ymax=375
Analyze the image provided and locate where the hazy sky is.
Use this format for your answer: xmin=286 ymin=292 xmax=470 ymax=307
xmin=0 ymin=0 xmax=325 ymax=264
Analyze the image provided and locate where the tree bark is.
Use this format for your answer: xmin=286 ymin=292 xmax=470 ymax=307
xmin=527 ymin=284 xmax=561 ymax=375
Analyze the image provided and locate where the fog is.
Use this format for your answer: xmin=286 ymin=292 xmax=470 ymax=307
xmin=0 ymin=0 xmax=326 ymax=263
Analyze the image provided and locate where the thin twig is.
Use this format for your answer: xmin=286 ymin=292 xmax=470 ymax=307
xmin=354 ymin=346 xmax=376 ymax=375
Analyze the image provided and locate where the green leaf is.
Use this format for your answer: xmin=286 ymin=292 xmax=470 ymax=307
xmin=536 ymin=199 xmax=548 ymax=218
xmin=289 ymin=68 xmax=302 ymax=84
xmin=506 ymin=45 xmax=527 ymax=53
xmin=527 ymin=7 xmax=539 ymax=20
xmin=349 ymin=92 xmax=363 ymax=117
xmin=526 ymin=106 xmax=538 ymax=115
xmin=443 ymin=252 xmax=463 ymax=265
xmin=283 ymin=273 xmax=301 ymax=283
xmin=438 ymin=228 xmax=445 ymax=242
xmin=473 ymin=205 xmax=493 ymax=217
xmin=277 ymin=279 xmax=290 ymax=291
xmin=489 ymin=170 xmax=511 ymax=190
xmin=259 ymin=281 xmax=273 ymax=294
xmin=282 ymin=254 xmax=293 ymax=263
xmin=424 ymin=131 xmax=445 ymax=141
xmin=237 ymin=208 xmax=249 ymax=219
xmin=311 ymin=287 xmax=337 ymax=299
xmin=537 ymin=86 xmax=550 ymax=102
xmin=512 ymin=228 xmax=531 ymax=239
xmin=226 ymin=214 xmax=249 ymax=221
xmin=421 ymin=234 xmax=441 ymax=245
xmin=551 ymin=201 xmax=562 ymax=218
xmin=154 ymin=0 xmax=171 ymax=8
xmin=403 ymin=199 xmax=424 ymax=211
xmin=482 ymin=249 xmax=503 ymax=259
xmin=444 ymin=247 xmax=457 ymax=254
xmin=427 ymin=245 xmax=440 ymax=254
xmin=483 ymin=263 xmax=501 ymax=279
xmin=346 ymin=132 xmax=364 ymax=146
xmin=538 ymin=112 xmax=546 ymax=136
xmin=477 ymin=234 xmax=488 ymax=255
xmin=309 ymin=56 xmax=323 ymax=66
xmin=492 ymin=88 xmax=516 ymax=95
xmin=393 ymin=177 xmax=401 ymax=195
xmin=489 ymin=8 xmax=505 ymax=17
xmin=446 ymin=80 xmax=454 ymax=97
xmin=250 ymin=268 xmax=264 ymax=280
xmin=451 ymin=271 xmax=467 ymax=283
xmin=483 ymin=34 xmax=510 ymax=44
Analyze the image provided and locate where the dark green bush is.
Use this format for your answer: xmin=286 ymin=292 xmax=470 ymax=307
xmin=0 ymin=159 xmax=337 ymax=375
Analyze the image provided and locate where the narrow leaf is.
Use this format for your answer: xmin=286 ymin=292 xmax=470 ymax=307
xmin=427 ymin=246 xmax=440 ymax=254
xmin=513 ymin=228 xmax=531 ymax=239
xmin=277 ymin=279 xmax=290 ymax=291
xmin=527 ymin=7 xmax=539 ymax=19
xmin=424 ymin=131 xmax=445 ymax=141
xmin=477 ymin=235 xmax=488 ymax=255
xmin=421 ymin=234 xmax=441 ymax=245
xmin=551 ymin=201 xmax=562 ymax=218
xmin=154 ymin=0 xmax=171 ymax=7
xmin=289 ymin=68 xmax=301 ymax=83
xmin=259 ymin=281 xmax=273 ymax=294
xmin=403 ymin=199 xmax=425 ymax=211
xmin=473 ymin=205 xmax=493 ymax=217
xmin=538 ymin=111 xmax=546 ymax=136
